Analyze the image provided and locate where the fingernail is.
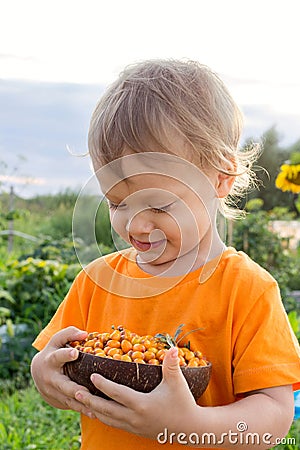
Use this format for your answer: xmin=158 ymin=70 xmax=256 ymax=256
xmin=75 ymin=392 xmax=83 ymax=401
xmin=90 ymin=374 xmax=97 ymax=383
xmin=70 ymin=349 xmax=77 ymax=359
xmin=170 ymin=347 xmax=178 ymax=358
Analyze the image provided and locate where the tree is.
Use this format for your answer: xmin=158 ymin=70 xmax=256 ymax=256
xmin=247 ymin=126 xmax=296 ymax=210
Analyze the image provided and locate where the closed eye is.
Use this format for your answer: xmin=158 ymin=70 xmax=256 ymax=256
xmin=150 ymin=202 xmax=175 ymax=213
xmin=107 ymin=201 xmax=127 ymax=210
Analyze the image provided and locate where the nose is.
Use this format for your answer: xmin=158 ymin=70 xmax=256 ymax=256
xmin=125 ymin=210 xmax=154 ymax=235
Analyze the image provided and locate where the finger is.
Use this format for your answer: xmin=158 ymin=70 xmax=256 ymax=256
xmin=74 ymin=388 xmax=129 ymax=429
xmin=46 ymin=346 xmax=80 ymax=368
xmin=161 ymin=347 xmax=186 ymax=387
xmin=47 ymin=326 xmax=88 ymax=349
xmin=89 ymin=373 xmax=142 ymax=408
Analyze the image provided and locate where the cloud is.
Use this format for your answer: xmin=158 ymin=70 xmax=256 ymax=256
xmin=0 ymin=79 xmax=104 ymax=197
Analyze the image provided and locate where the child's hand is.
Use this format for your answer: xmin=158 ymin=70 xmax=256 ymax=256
xmin=74 ymin=347 xmax=199 ymax=439
xmin=31 ymin=326 xmax=95 ymax=418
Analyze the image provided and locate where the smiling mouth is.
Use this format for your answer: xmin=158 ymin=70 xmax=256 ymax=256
xmin=130 ymin=237 xmax=166 ymax=252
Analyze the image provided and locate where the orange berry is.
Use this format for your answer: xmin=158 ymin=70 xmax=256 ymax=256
xmin=183 ymin=350 xmax=195 ymax=361
xmin=107 ymin=347 xmax=122 ymax=357
xmin=147 ymin=346 xmax=158 ymax=354
xmin=106 ymin=339 xmax=121 ymax=348
xmin=121 ymin=339 xmax=133 ymax=353
xmin=187 ymin=357 xmax=200 ymax=367
xmin=110 ymin=329 xmax=121 ymax=340
xmin=88 ymin=332 xmax=99 ymax=339
xmin=178 ymin=355 xmax=187 ymax=366
xmin=99 ymin=333 xmax=110 ymax=344
xmin=132 ymin=343 xmax=146 ymax=352
xmin=144 ymin=351 xmax=156 ymax=361
xmin=121 ymin=354 xmax=132 ymax=362
xmin=148 ymin=358 xmax=160 ymax=365
xmin=84 ymin=339 xmax=96 ymax=348
xmin=94 ymin=341 xmax=103 ymax=349
xmin=133 ymin=358 xmax=145 ymax=364
xmin=94 ymin=349 xmax=106 ymax=357
xmin=156 ymin=349 xmax=167 ymax=361
xmin=113 ymin=353 xmax=122 ymax=360
xmin=131 ymin=336 xmax=142 ymax=345
xmin=198 ymin=359 xmax=207 ymax=366
xmin=82 ymin=346 xmax=93 ymax=353
xmin=131 ymin=351 xmax=144 ymax=360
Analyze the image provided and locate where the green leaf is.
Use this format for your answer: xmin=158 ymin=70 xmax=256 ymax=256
xmin=0 ymin=288 xmax=15 ymax=304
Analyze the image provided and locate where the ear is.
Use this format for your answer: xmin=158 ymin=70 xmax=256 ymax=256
xmin=216 ymin=172 xmax=235 ymax=198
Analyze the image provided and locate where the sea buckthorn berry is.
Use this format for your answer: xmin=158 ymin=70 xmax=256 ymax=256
xmin=147 ymin=346 xmax=158 ymax=354
xmin=121 ymin=354 xmax=132 ymax=362
xmin=98 ymin=333 xmax=110 ymax=344
xmin=82 ymin=346 xmax=93 ymax=353
xmin=94 ymin=341 xmax=103 ymax=349
xmin=120 ymin=329 xmax=131 ymax=340
xmin=68 ymin=325 xmax=207 ymax=368
xmin=183 ymin=350 xmax=195 ymax=361
xmin=131 ymin=351 xmax=144 ymax=360
xmin=94 ymin=349 xmax=106 ymax=357
xmin=88 ymin=332 xmax=99 ymax=339
xmin=178 ymin=348 xmax=185 ymax=357
xmin=187 ymin=357 xmax=200 ymax=367
xmin=107 ymin=348 xmax=123 ymax=357
xmin=156 ymin=349 xmax=167 ymax=361
xmin=144 ymin=351 xmax=156 ymax=362
xmin=178 ymin=356 xmax=187 ymax=366
xmin=131 ymin=336 xmax=142 ymax=345
xmin=198 ymin=359 xmax=207 ymax=366
xmin=121 ymin=339 xmax=133 ymax=353
xmin=84 ymin=339 xmax=96 ymax=348
xmin=133 ymin=358 xmax=145 ymax=364
xmin=148 ymin=358 xmax=160 ymax=365
xmin=110 ymin=329 xmax=121 ymax=340
xmin=142 ymin=339 xmax=152 ymax=349
xmin=132 ymin=343 xmax=146 ymax=353
xmin=106 ymin=339 xmax=121 ymax=348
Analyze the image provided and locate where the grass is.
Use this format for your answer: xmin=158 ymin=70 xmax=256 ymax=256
xmin=0 ymin=382 xmax=299 ymax=449
xmin=0 ymin=383 xmax=81 ymax=449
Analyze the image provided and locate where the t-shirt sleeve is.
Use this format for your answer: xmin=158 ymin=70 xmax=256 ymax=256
xmin=232 ymin=281 xmax=300 ymax=394
xmin=32 ymin=273 xmax=86 ymax=351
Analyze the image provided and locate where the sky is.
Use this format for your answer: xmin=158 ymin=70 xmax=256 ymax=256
xmin=1 ymin=0 xmax=300 ymax=197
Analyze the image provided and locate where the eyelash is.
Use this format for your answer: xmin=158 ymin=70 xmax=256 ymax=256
xmin=151 ymin=207 xmax=169 ymax=214
xmin=108 ymin=202 xmax=173 ymax=213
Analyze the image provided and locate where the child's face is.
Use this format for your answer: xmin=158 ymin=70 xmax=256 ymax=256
xmin=96 ymin=152 xmax=227 ymax=275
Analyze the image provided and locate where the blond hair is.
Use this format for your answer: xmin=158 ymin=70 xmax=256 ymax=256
xmin=88 ymin=59 xmax=260 ymax=217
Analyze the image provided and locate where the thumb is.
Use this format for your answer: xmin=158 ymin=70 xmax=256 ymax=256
xmin=162 ymin=347 xmax=183 ymax=385
xmin=48 ymin=326 xmax=88 ymax=349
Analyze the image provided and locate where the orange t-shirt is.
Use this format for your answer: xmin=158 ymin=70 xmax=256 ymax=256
xmin=33 ymin=247 xmax=300 ymax=450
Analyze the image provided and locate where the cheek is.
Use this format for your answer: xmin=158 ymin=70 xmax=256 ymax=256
xmin=109 ymin=211 xmax=128 ymax=237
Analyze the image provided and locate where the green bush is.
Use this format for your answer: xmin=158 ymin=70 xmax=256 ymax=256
xmin=0 ymin=258 xmax=81 ymax=381
xmin=231 ymin=202 xmax=299 ymax=309
xmin=0 ymin=258 xmax=80 ymax=329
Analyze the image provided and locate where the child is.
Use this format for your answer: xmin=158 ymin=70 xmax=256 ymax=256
xmin=31 ymin=59 xmax=300 ymax=449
